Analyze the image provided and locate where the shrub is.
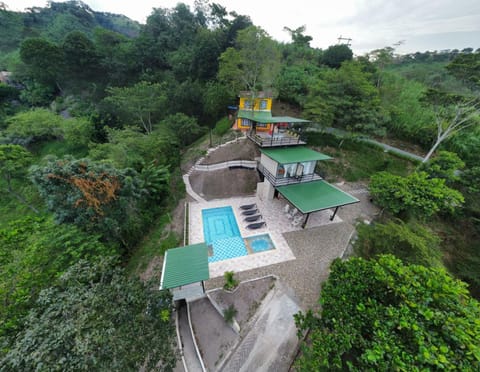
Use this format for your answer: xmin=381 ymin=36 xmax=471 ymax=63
xmin=223 ymin=271 xmax=238 ymax=291
xmin=223 ymin=305 xmax=238 ymax=324
xmin=213 ymin=117 xmax=231 ymax=136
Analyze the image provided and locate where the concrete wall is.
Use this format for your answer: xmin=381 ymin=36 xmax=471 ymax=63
xmin=260 ymin=153 xmax=278 ymax=175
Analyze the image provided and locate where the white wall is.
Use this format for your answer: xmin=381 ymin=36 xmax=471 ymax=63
xmin=260 ymin=153 xmax=278 ymax=175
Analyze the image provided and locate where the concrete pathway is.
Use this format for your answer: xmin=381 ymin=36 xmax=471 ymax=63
xmin=177 ymin=302 xmax=204 ymax=372
xmin=219 ymin=282 xmax=301 ymax=372
xmin=314 ymin=126 xmax=424 ymax=162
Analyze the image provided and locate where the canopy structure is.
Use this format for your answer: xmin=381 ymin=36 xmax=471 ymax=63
xmin=160 ymin=243 xmax=209 ymax=290
xmin=261 ymin=147 xmax=332 ymax=164
xmin=277 ymin=180 xmax=360 ymax=227
xmin=237 ymin=109 xmax=310 ymax=124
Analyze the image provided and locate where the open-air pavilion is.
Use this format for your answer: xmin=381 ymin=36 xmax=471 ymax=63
xmin=277 ymin=180 xmax=360 ymax=228
xmin=160 ymin=243 xmax=210 ymax=301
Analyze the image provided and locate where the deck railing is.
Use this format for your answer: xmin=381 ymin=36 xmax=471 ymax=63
xmin=246 ymin=132 xmax=306 ymax=147
xmin=257 ymin=162 xmax=322 ymax=186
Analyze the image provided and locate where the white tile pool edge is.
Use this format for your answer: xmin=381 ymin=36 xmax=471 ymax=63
xmin=189 ymin=197 xmax=296 ymax=278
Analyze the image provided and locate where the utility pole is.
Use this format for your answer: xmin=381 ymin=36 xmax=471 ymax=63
xmin=337 ymin=35 xmax=352 ymax=46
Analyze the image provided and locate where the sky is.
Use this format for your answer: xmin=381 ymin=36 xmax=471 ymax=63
xmin=4 ymin=0 xmax=480 ymax=55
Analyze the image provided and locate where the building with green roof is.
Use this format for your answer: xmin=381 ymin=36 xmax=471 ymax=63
xmin=160 ymin=243 xmax=209 ymax=301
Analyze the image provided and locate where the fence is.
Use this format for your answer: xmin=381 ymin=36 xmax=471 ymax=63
xmin=193 ymin=160 xmax=257 ymax=172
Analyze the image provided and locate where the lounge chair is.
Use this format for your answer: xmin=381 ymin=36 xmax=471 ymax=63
xmin=292 ymin=215 xmax=303 ymax=227
xmin=287 ymin=208 xmax=298 ymax=219
xmin=244 ymin=214 xmax=262 ymax=222
xmin=240 ymin=203 xmax=256 ymax=210
xmin=242 ymin=209 xmax=258 ymax=216
xmin=246 ymin=221 xmax=266 ymax=229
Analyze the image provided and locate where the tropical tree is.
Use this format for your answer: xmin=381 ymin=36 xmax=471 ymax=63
xmin=29 ymin=156 xmax=145 ymax=247
xmin=423 ymin=97 xmax=480 ymax=162
xmin=161 ymin=113 xmax=205 ymax=148
xmin=305 ymin=61 xmax=383 ymax=134
xmin=0 ymin=217 xmax=113 ymax=339
xmin=0 ymin=144 xmax=38 ymax=213
xmin=1 ymin=258 xmax=178 ymax=371
xmin=104 ymin=81 xmax=167 ymax=134
xmin=446 ymin=51 xmax=480 ymax=90
xmin=419 ymin=150 xmax=465 ymax=183
xmin=19 ymin=37 xmax=64 ymax=90
xmin=218 ymin=25 xmax=280 ymax=95
xmin=369 ymin=171 xmax=464 ymax=218
xmin=5 ymin=108 xmax=64 ymax=144
xmin=295 ymin=255 xmax=480 ymax=371
xmin=321 ymin=44 xmax=353 ymax=68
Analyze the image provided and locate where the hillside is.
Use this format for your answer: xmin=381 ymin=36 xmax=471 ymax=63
xmin=0 ymin=0 xmax=140 ymax=53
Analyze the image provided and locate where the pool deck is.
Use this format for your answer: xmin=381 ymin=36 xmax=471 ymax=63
xmin=189 ymin=195 xmax=342 ymax=278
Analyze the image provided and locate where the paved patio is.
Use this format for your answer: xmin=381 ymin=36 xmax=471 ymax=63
xmin=188 ymin=195 xmax=342 ymax=278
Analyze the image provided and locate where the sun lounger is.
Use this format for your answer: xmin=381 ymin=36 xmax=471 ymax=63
xmin=240 ymin=203 xmax=256 ymax=210
xmin=244 ymin=214 xmax=262 ymax=222
xmin=287 ymin=208 xmax=298 ymax=219
xmin=242 ymin=209 xmax=258 ymax=216
xmin=246 ymin=222 xmax=266 ymax=229
xmin=292 ymin=215 xmax=303 ymax=227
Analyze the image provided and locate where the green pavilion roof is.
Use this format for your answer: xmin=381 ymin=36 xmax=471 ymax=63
xmin=160 ymin=243 xmax=209 ymax=290
xmin=277 ymin=180 xmax=359 ymax=214
xmin=237 ymin=109 xmax=310 ymax=124
xmin=261 ymin=147 xmax=332 ymax=164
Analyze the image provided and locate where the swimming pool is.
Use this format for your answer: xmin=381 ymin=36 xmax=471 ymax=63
xmin=245 ymin=234 xmax=276 ymax=253
xmin=202 ymin=206 xmax=248 ymax=263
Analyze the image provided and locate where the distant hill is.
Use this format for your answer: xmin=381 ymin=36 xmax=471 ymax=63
xmin=0 ymin=0 xmax=140 ymax=52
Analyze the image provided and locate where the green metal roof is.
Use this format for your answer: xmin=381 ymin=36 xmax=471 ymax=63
xmin=160 ymin=243 xmax=209 ymax=290
xmin=237 ymin=109 xmax=272 ymax=123
xmin=277 ymin=180 xmax=359 ymax=214
xmin=261 ymin=147 xmax=332 ymax=164
xmin=237 ymin=109 xmax=309 ymax=124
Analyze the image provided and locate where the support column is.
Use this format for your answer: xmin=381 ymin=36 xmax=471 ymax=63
xmin=302 ymin=213 xmax=310 ymax=229
xmin=330 ymin=206 xmax=339 ymax=221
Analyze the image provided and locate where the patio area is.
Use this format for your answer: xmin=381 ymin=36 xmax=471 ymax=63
xmin=188 ymin=195 xmax=343 ymax=278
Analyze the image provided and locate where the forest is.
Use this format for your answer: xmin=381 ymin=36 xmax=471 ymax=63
xmin=0 ymin=0 xmax=479 ymax=370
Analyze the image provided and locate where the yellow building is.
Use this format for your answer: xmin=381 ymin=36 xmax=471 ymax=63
xmin=235 ymin=91 xmax=274 ymax=133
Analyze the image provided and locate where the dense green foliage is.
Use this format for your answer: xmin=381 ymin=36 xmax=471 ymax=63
xmin=0 ymin=217 xmax=114 ymax=338
xmin=305 ymin=61 xmax=383 ymax=135
xmin=1 ymin=258 xmax=177 ymax=371
xmin=295 ymin=255 xmax=480 ymax=371
xmin=29 ymin=156 xmax=164 ymax=248
xmin=1 ymin=0 xmax=480 ymax=368
xmin=369 ymin=171 xmax=464 ymax=218
xmin=354 ymin=220 xmax=442 ymax=267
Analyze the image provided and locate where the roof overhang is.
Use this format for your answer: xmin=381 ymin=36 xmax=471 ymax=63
xmin=160 ymin=243 xmax=210 ymax=290
xmin=237 ymin=109 xmax=310 ymax=124
xmin=261 ymin=147 xmax=332 ymax=164
xmin=277 ymin=180 xmax=359 ymax=214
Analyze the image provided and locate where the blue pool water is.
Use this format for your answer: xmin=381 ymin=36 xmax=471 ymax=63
xmin=245 ymin=234 xmax=275 ymax=253
xmin=202 ymin=207 xmax=248 ymax=263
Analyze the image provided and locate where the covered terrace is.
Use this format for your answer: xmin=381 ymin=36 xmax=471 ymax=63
xmin=277 ymin=180 xmax=360 ymax=228
xmin=160 ymin=243 xmax=210 ymax=301
xmin=238 ymin=109 xmax=310 ymax=147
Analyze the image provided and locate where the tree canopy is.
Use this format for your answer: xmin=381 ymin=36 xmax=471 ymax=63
xmin=218 ymin=25 xmax=280 ymax=94
xmin=1 ymin=257 xmax=178 ymax=371
xmin=295 ymin=255 xmax=480 ymax=371
xmin=369 ymin=171 xmax=464 ymax=218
